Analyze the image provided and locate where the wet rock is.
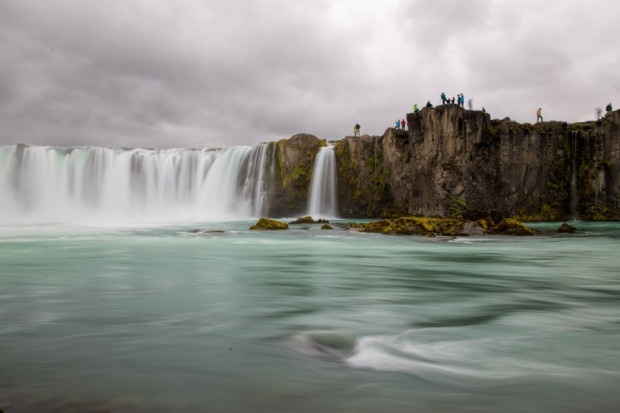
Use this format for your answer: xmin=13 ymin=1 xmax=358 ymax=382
xmin=289 ymin=216 xmax=315 ymax=224
xmin=316 ymin=218 xmax=330 ymax=224
xmin=363 ymin=216 xmax=465 ymax=236
xmin=250 ymin=218 xmax=289 ymax=230
xmin=558 ymin=222 xmax=577 ymax=233
xmin=348 ymin=222 xmax=366 ymax=229
xmin=492 ymin=218 xmax=539 ymax=236
xmin=462 ymin=221 xmax=484 ymax=236
xmin=320 ymin=224 xmax=333 ymax=230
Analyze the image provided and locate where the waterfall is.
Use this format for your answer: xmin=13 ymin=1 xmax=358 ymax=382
xmin=570 ymin=131 xmax=578 ymax=220
xmin=0 ymin=144 xmax=275 ymax=224
xmin=307 ymin=146 xmax=338 ymax=218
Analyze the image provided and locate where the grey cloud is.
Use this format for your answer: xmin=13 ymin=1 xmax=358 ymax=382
xmin=1 ymin=0 xmax=619 ymax=148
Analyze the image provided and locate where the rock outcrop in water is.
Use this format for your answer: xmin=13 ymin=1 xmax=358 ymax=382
xmin=250 ymin=218 xmax=289 ymax=230
xmin=351 ymin=216 xmax=539 ymax=236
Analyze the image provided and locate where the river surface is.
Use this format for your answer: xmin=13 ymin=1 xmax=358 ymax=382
xmin=1 ymin=221 xmax=619 ymax=412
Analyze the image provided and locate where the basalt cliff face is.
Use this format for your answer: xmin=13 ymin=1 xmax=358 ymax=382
xmin=263 ymin=133 xmax=326 ymax=217
xmin=269 ymin=106 xmax=620 ymax=220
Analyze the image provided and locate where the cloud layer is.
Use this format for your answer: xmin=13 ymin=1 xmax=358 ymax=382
xmin=1 ymin=0 xmax=618 ymax=148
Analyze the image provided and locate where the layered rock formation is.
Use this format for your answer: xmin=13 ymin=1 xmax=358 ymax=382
xmin=261 ymin=133 xmax=326 ymax=217
xmin=266 ymin=107 xmax=620 ymax=221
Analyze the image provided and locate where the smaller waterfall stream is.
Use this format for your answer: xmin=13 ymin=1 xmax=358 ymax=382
xmin=307 ymin=146 xmax=338 ymax=218
xmin=570 ymin=131 xmax=578 ymax=219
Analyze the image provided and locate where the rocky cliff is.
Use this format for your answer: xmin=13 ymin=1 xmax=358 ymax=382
xmin=267 ymin=107 xmax=620 ymax=220
xmin=263 ymin=133 xmax=325 ymax=217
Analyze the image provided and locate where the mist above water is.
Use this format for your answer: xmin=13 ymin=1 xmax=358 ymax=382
xmin=0 ymin=144 xmax=280 ymax=224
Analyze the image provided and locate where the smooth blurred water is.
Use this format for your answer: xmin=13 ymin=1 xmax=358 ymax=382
xmin=1 ymin=221 xmax=619 ymax=412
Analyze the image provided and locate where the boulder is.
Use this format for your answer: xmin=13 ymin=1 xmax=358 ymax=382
xmin=462 ymin=221 xmax=484 ymax=236
xmin=557 ymin=222 xmax=577 ymax=233
xmin=492 ymin=218 xmax=539 ymax=235
xmin=362 ymin=216 xmax=465 ymax=236
xmin=250 ymin=218 xmax=289 ymax=230
xmin=289 ymin=216 xmax=315 ymax=224
xmin=321 ymin=224 xmax=333 ymax=230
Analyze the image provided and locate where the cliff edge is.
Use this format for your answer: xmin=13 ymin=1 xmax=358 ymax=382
xmin=331 ymin=106 xmax=620 ymax=220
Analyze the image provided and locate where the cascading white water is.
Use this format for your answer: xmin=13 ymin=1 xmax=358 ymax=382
xmin=570 ymin=131 xmax=578 ymax=220
xmin=0 ymin=144 xmax=275 ymax=225
xmin=307 ymin=145 xmax=338 ymax=218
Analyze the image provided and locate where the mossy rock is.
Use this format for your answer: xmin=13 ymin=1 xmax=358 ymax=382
xmin=584 ymin=203 xmax=610 ymax=220
xmin=474 ymin=218 xmax=491 ymax=232
xmin=363 ymin=220 xmax=391 ymax=233
xmin=492 ymin=218 xmax=539 ymax=235
xmin=349 ymin=222 xmax=366 ymax=229
xmin=363 ymin=216 xmax=465 ymax=236
xmin=289 ymin=216 xmax=315 ymax=224
xmin=321 ymin=224 xmax=333 ymax=230
xmin=250 ymin=218 xmax=289 ymax=230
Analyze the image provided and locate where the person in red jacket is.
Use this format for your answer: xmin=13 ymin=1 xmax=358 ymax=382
xmin=401 ymin=119 xmax=406 ymax=130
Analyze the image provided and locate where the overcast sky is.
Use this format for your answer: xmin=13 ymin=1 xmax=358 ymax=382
xmin=1 ymin=0 xmax=618 ymax=149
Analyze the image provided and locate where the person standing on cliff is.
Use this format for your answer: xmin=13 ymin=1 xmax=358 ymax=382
xmin=441 ymin=92 xmax=446 ymax=105
xmin=606 ymin=103 xmax=613 ymax=113
xmin=536 ymin=107 xmax=543 ymax=122
xmin=354 ymin=123 xmax=360 ymax=137
xmin=401 ymin=119 xmax=406 ymax=130
xmin=413 ymin=104 xmax=419 ymax=113
xmin=395 ymin=120 xmax=400 ymax=129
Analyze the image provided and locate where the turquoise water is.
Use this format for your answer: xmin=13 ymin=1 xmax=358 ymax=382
xmin=1 ymin=221 xmax=619 ymax=412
